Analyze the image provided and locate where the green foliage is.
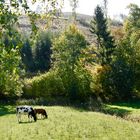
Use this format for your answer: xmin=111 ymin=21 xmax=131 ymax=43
xmin=21 ymin=39 xmax=35 ymax=72
xmin=0 ymin=3 xmax=24 ymax=97
xmin=111 ymin=57 xmax=134 ymax=100
xmin=23 ymin=71 xmax=65 ymax=98
xmin=2 ymin=0 xmax=140 ymax=103
xmin=74 ymin=64 xmax=92 ymax=99
xmin=122 ymin=4 xmax=140 ymax=97
xmin=90 ymin=5 xmax=116 ymax=65
xmin=0 ymin=0 xmax=62 ymax=98
xmin=33 ymin=31 xmax=52 ymax=72
xmin=97 ymin=3 xmax=140 ymax=101
xmin=52 ymin=25 xmax=92 ymax=100
xmin=91 ymin=65 xmax=113 ymax=101
xmin=0 ymin=47 xmax=23 ymax=96
xmin=125 ymin=4 xmax=140 ymax=33
xmin=93 ymin=43 xmax=136 ymax=101
xmin=90 ymin=5 xmax=117 ymax=101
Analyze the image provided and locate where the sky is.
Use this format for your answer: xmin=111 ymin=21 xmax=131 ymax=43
xmin=62 ymin=0 xmax=140 ymax=18
xmin=27 ymin=0 xmax=140 ymax=19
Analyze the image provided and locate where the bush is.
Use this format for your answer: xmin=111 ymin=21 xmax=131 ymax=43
xmin=92 ymin=61 xmax=135 ymax=102
xmin=23 ymin=71 xmax=65 ymax=98
xmin=91 ymin=65 xmax=114 ymax=101
xmin=110 ymin=57 xmax=135 ymax=100
xmin=74 ymin=64 xmax=92 ymax=100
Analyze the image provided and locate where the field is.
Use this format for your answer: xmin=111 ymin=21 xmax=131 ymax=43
xmin=0 ymin=103 xmax=140 ymax=140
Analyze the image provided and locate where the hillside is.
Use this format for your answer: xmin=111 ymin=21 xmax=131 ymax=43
xmin=18 ymin=12 xmax=95 ymax=44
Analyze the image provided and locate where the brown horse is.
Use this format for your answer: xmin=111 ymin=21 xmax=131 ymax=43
xmin=34 ymin=109 xmax=48 ymax=119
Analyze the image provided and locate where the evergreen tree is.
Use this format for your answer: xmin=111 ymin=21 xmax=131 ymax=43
xmin=90 ymin=5 xmax=116 ymax=66
xmin=34 ymin=32 xmax=52 ymax=72
xmin=21 ymin=39 xmax=34 ymax=72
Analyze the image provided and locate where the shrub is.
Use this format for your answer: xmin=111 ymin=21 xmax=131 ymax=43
xmin=90 ymin=65 xmax=114 ymax=101
xmin=23 ymin=71 xmax=65 ymax=98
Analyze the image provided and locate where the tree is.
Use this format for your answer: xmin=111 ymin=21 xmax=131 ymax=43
xmin=90 ymin=5 xmax=116 ymax=66
xmin=33 ymin=32 xmax=52 ymax=72
xmin=110 ymin=41 xmax=135 ymax=100
xmin=101 ymin=4 xmax=140 ymax=100
xmin=52 ymin=25 xmax=91 ymax=100
xmin=124 ymin=4 xmax=140 ymax=43
xmin=70 ymin=0 xmax=79 ymax=21
xmin=122 ymin=4 xmax=140 ymax=97
xmin=0 ymin=1 xmax=24 ymax=97
xmin=21 ymin=39 xmax=35 ymax=72
xmin=90 ymin=5 xmax=117 ymax=101
xmin=0 ymin=0 xmax=63 ymax=97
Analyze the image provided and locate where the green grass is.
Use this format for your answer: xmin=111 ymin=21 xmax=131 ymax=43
xmin=0 ymin=104 xmax=140 ymax=140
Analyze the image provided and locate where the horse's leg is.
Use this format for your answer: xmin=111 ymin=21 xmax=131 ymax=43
xmin=17 ymin=113 xmax=21 ymax=123
xmin=30 ymin=115 xmax=31 ymax=122
xmin=30 ymin=115 xmax=32 ymax=122
xmin=16 ymin=113 xmax=19 ymax=123
xmin=28 ymin=114 xmax=31 ymax=122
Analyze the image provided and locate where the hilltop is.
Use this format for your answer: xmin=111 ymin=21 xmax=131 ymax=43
xmin=18 ymin=12 xmax=95 ymax=44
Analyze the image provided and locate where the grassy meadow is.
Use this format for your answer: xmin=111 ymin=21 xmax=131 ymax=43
xmin=0 ymin=103 xmax=140 ymax=140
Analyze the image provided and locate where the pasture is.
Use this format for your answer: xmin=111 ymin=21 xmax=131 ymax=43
xmin=0 ymin=104 xmax=140 ymax=140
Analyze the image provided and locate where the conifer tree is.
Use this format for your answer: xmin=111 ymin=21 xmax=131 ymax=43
xmin=90 ymin=5 xmax=116 ymax=65
xmin=34 ymin=32 xmax=52 ymax=72
xmin=21 ymin=39 xmax=34 ymax=72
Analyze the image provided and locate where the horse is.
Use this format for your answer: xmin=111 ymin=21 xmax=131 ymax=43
xmin=34 ymin=108 xmax=48 ymax=119
xmin=16 ymin=106 xmax=37 ymax=123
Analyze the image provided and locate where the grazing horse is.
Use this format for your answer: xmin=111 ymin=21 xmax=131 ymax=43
xmin=16 ymin=106 xmax=37 ymax=123
xmin=34 ymin=108 xmax=48 ymax=119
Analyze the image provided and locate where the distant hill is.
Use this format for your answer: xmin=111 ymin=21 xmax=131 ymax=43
xmin=18 ymin=12 xmax=95 ymax=44
xmin=62 ymin=12 xmax=92 ymax=21
xmin=18 ymin=12 xmax=122 ymax=44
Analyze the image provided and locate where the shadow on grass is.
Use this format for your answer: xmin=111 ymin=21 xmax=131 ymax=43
xmin=15 ymin=97 xmax=133 ymax=118
xmin=0 ymin=98 xmax=140 ymax=122
xmin=112 ymin=101 xmax=140 ymax=109
xmin=0 ymin=105 xmax=15 ymax=116
xmin=18 ymin=121 xmax=36 ymax=124
xmin=36 ymin=117 xmax=48 ymax=120
xmin=101 ymin=105 xmax=131 ymax=118
xmin=69 ymin=103 xmax=132 ymax=118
